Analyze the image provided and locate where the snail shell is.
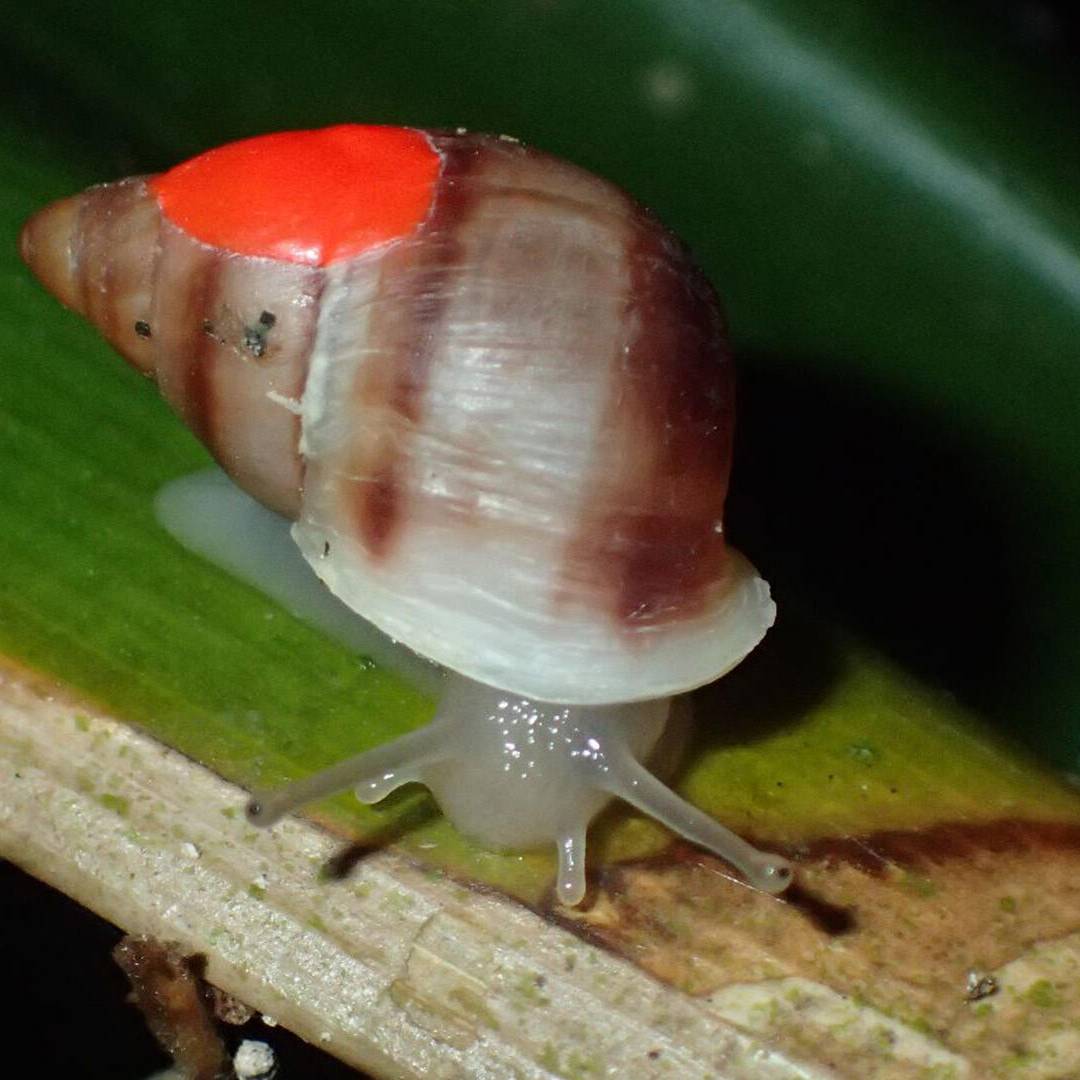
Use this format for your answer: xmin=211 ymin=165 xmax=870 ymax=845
xmin=21 ymin=125 xmax=790 ymax=903
xmin=20 ymin=125 xmax=774 ymax=704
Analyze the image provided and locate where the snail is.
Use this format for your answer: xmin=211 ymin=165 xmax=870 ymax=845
xmin=20 ymin=124 xmax=793 ymax=905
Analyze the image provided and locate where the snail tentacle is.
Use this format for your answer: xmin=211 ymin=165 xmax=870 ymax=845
xmin=246 ymin=721 xmax=448 ymax=827
xmin=600 ymin=751 xmax=794 ymax=895
xmin=556 ymin=826 xmax=589 ymax=907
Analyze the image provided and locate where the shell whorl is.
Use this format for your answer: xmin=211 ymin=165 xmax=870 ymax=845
xmin=20 ymin=173 xmax=318 ymax=515
xmin=20 ymin=126 xmax=774 ymax=702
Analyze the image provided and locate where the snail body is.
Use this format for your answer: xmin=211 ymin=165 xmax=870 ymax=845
xmin=21 ymin=125 xmax=791 ymax=904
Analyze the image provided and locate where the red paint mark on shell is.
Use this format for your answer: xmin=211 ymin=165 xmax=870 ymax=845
xmin=150 ymin=126 xmax=440 ymax=266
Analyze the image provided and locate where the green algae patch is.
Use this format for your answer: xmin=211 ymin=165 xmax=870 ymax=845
xmin=1023 ymin=979 xmax=1062 ymax=1010
xmin=447 ymin=986 xmax=501 ymax=1032
xmin=98 ymin=793 xmax=130 ymax=817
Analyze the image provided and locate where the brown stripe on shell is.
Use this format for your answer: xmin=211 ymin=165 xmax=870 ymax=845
xmin=72 ymin=178 xmax=161 ymax=375
xmin=563 ymin=210 xmax=735 ymax=630
xmin=149 ymin=217 xmax=324 ymax=516
xmin=344 ymin=136 xmax=484 ymax=560
xmin=149 ymin=221 xmax=227 ymax=454
xmin=180 ymin=265 xmax=223 ymax=452
xmin=182 ymin=269 xmax=221 ymax=449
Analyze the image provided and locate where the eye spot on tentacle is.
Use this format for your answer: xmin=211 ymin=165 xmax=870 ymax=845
xmin=765 ymin=862 xmax=794 ymax=888
xmin=134 ymin=320 xmax=152 ymax=338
